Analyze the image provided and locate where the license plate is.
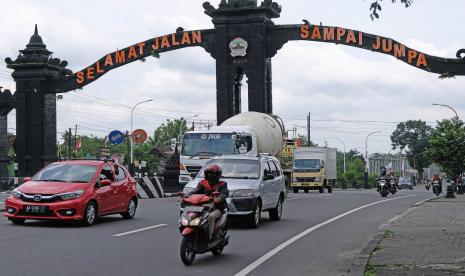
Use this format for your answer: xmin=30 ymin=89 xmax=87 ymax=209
xmin=24 ymin=205 xmax=48 ymax=214
xmin=186 ymin=206 xmax=204 ymax=212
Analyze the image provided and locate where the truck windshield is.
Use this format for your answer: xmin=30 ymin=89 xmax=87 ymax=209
xmin=293 ymin=159 xmax=321 ymax=172
xmin=182 ymin=133 xmax=236 ymax=156
xmin=198 ymin=159 xmax=260 ymax=179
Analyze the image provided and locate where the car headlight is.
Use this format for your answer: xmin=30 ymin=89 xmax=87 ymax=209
xmin=190 ymin=218 xmax=201 ymax=226
xmin=233 ymin=189 xmax=255 ymax=198
xmin=292 ymin=178 xmax=297 ymax=182
xmin=314 ymin=177 xmax=321 ymax=182
xmin=12 ymin=189 xmax=22 ymax=199
xmin=59 ymin=189 xmax=84 ymax=201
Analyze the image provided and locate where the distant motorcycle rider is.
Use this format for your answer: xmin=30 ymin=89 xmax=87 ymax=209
xmin=388 ymin=170 xmax=398 ymax=189
xmin=189 ymin=165 xmax=229 ymax=240
xmin=377 ymin=167 xmax=389 ymax=191
xmin=431 ymin=173 xmax=442 ymax=194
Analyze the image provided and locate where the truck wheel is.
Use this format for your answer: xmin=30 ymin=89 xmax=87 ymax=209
xmin=327 ymin=186 xmax=333 ymax=193
xmin=304 ymin=188 xmax=309 ymax=193
xmin=293 ymin=188 xmax=299 ymax=194
xmin=319 ymin=186 xmax=324 ymax=193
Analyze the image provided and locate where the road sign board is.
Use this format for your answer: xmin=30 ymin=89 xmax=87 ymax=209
xmin=132 ymin=129 xmax=148 ymax=144
xmin=108 ymin=130 xmax=125 ymax=145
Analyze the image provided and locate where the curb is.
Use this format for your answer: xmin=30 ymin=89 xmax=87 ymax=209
xmin=346 ymin=196 xmax=439 ymax=276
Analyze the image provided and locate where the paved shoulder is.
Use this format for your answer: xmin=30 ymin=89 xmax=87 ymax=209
xmin=367 ymin=195 xmax=465 ymax=276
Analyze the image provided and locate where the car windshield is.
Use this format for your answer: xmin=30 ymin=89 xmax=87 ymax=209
xmin=33 ymin=163 xmax=98 ymax=183
xmin=293 ymin=159 xmax=321 ymax=172
xmin=182 ymin=133 xmax=236 ymax=156
xmin=198 ymin=159 xmax=260 ymax=179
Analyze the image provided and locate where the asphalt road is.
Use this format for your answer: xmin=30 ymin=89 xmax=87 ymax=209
xmin=0 ymin=188 xmax=433 ymax=276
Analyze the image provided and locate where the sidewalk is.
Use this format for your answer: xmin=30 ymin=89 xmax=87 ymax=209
xmin=366 ymin=195 xmax=465 ymax=275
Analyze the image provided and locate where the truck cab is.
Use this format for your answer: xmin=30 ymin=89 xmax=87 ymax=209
xmin=291 ymin=147 xmax=336 ymax=194
xmin=179 ymin=128 xmax=258 ymax=184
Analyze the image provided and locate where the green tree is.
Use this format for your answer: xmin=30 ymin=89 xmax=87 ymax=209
xmin=391 ymin=120 xmax=432 ymax=176
xmin=368 ymin=0 xmax=412 ymax=20
xmin=428 ymin=119 xmax=465 ymax=179
xmin=154 ymin=118 xmax=189 ymax=147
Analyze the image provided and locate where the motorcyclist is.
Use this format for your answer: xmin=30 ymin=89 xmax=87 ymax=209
xmin=431 ymin=173 xmax=442 ymax=194
xmin=388 ymin=170 xmax=398 ymax=189
xmin=190 ymin=165 xmax=229 ymax=240
xmin=377 ymin=167 xmax=388 ymax=191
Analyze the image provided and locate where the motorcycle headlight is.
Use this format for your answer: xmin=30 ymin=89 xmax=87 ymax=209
xmin=59 ymin=189 xmax=84 ymax=201
xmin=233 ymin=189 xmax=255 ymax=198
xmin=190 ymin=218 xmax=201 ymax=226
xmin=12 ymin=189 xmax=22 ymax=199
xmin=181 ymin=217 xmax=189 ymax=226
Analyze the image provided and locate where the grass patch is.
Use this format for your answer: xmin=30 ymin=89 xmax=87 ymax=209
xmin=364 ymin=264 xmax=377 ymax=276
xmin=384 ymin=229 xmax=393 ymax=238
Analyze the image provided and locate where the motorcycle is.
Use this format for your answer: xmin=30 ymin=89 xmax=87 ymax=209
xmin=389 ymin=179 xmax=398 ymax=195
xmin=425 ymin=181 xmax=431 ymax=191
xmin=432 ymin=180 xmax=441 ymax=196
xmin=378 ymin=178 xmax=389 ymax=197
xmin=178 ymin=192 xmax=229 ymax=265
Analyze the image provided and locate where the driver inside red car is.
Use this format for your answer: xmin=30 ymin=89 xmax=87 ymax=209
xmin=189 ymin=165 xmax=229 ymax=240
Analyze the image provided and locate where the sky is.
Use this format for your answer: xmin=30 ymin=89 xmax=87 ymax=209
xmin=1 ymin=0 xmax=465 ymax=154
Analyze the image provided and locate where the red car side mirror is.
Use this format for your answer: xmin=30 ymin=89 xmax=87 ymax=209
xmin=100 ymin=179 xmax=112 ymax=186
xmin=23 ymin=177 xmax=32 ymax=183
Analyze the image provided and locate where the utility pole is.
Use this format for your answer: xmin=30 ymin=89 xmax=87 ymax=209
xmin=73 ymin=125 xmax=78 ymax=157
xmin=307 ymin=112 xmax=311 ymax=146
xmin=68 ymin=128 xmax=72 ymax=159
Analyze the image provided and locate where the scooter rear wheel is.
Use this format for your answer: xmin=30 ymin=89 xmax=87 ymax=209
xmin=180 ymin=236 xmax=196 ymax=265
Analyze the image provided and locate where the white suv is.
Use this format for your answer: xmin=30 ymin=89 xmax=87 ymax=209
xmin=184 ymin=155 xmax=286 ymax=228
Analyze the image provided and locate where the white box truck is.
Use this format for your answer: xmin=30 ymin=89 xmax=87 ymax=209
xmin=291 ymin=147 xmax=337 ymax=193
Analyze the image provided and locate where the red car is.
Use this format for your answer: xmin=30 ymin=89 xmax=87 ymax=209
xmin=4 ymin=160 xmax=138 ymax=226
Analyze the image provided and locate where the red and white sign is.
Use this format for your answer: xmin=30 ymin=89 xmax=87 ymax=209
xmin=131 ymin=129 xmax=148 ymax=144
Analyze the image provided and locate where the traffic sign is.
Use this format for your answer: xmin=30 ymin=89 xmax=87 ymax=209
xmin=132 ymin=129 xmax=148 ymax=144
xmin=108 ymin=130 xmax=125 ymax=145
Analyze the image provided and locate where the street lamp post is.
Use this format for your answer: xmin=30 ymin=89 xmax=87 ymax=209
xmin=432 ymin=103 xmax=459 ymax=198
xmin=130 ymin=99 xmax=153 ymax=166
xmin=432 ymin=103 xmax=459 ymax=120
xmin=365 ymin=131 xmax=381 ymax=188
xmin=330 ymin=137 xmax=346 ymax=173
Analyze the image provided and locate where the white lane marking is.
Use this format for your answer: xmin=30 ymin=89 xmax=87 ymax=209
xmin=112 ymin=224 xmax=167 ymax=237
xmin=234 ymin=195 xmax=415 ymax=276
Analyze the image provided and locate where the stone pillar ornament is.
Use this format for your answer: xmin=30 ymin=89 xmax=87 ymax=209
xmin=5 ymin=25 xmax=71 ymax=176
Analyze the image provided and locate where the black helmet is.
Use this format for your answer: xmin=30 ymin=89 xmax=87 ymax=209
xmin=204 ymin=164 xmax=222 ymax=184
xmin=380 ymin=167 xmax=387 ymax=175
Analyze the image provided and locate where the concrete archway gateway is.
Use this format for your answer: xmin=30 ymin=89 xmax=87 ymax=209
xmin=1 ymin=0 xmax=465 ymax=176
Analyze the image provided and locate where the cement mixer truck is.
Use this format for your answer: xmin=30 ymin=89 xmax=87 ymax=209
xmin=178 ymin=112 xmax=285 ymax=185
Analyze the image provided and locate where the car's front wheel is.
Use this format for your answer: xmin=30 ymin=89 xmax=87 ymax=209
xmin=247 ymin=200 xmax=261 ymax=228
xmin=121 ymin=198 xmax=137 ymax=219
xmin=81 ymin=201 xmax=97 ymax=226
